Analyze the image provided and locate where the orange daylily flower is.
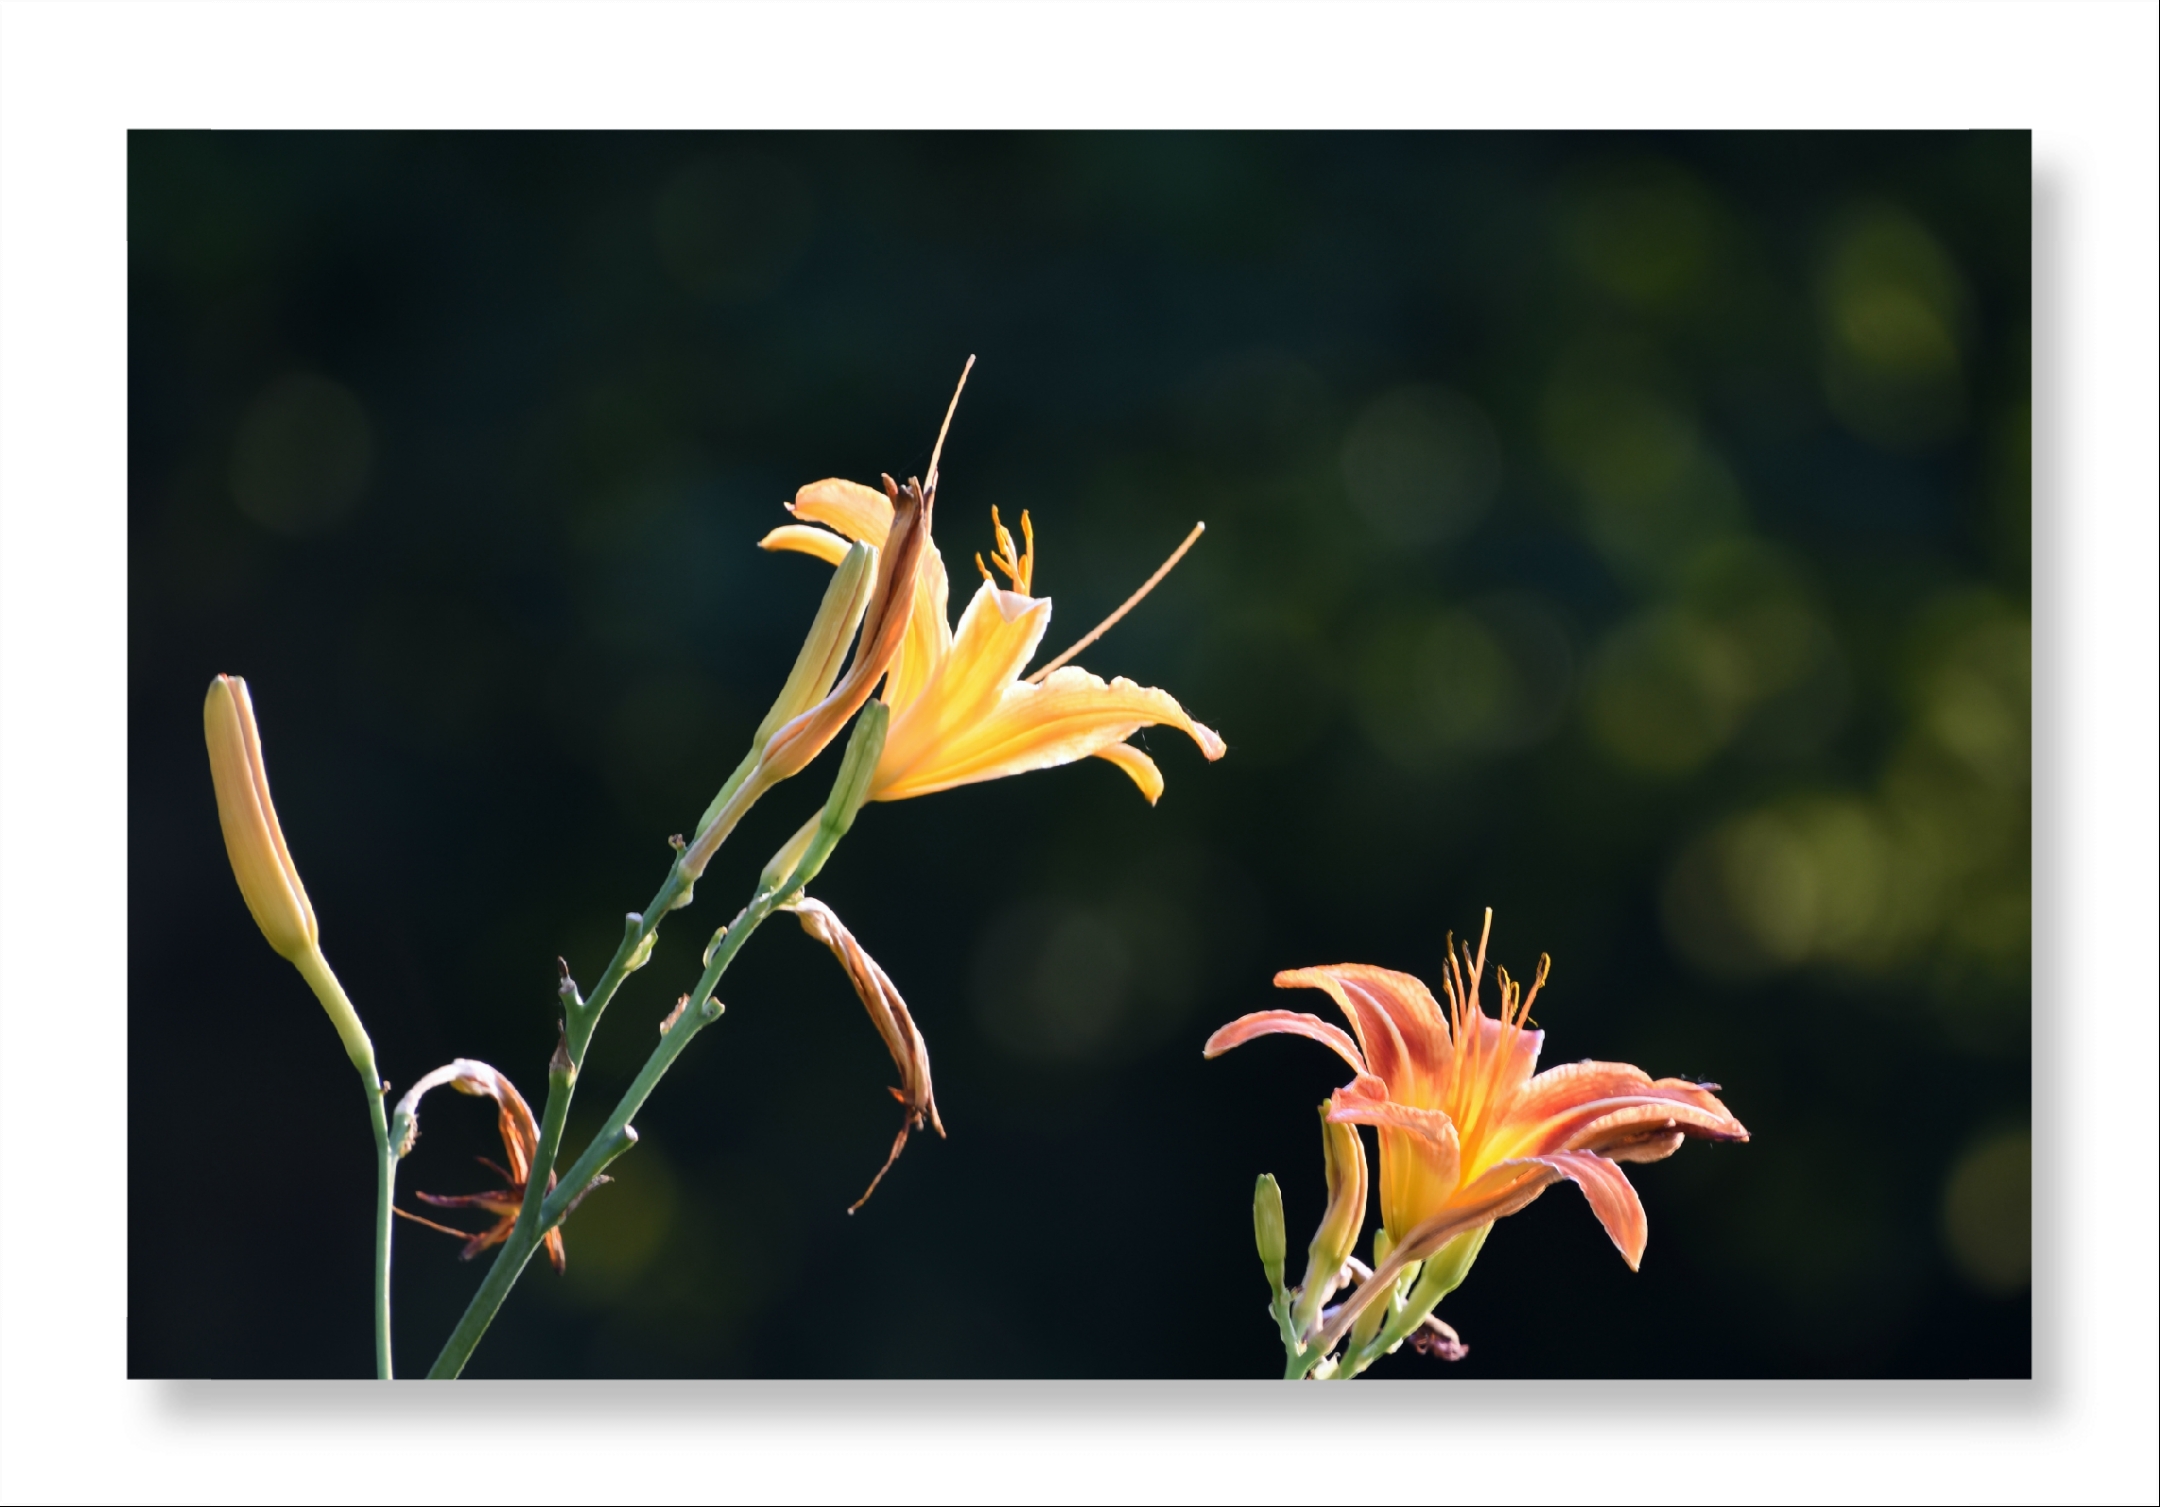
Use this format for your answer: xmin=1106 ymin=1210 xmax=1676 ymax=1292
xmin=391 ymin=1060 xmax=569 ymax=1274
xmin=763 ymin=482 xmax=1224 ymax=803
xmin=1206 ymin=910 xmax=1747 ymax=1354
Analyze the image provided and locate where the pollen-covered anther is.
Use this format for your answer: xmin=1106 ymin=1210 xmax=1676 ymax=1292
xmin=974 ymin=505 xmax=1034 ymax=594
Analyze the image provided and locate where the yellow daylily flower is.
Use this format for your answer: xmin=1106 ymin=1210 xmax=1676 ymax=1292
xmin=761 ymin=482 xmax=1224 ymax=804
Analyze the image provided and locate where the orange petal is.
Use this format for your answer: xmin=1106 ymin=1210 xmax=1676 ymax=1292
xmin=791 ymin=477 xmax=893 ymax=546
xmin=1604 ymin=1129 xmax=1687 ymax=1165
xmin=1307 ymin=1160 xmax=1561 ymax=1357
xmin=1272 ymin=965 xmax=1452 ymax=1111
xmin=1092 ymin=741 xmax=1163 ymax=803
xmin=1455 ymin=1010 xmax=1544 ymax=1116
xmin=1492 ymin=1061 xmax=1747 ymax=1161
xmin=1202 ymin=1009 xmax=1368 ymax=1076
xmin=1530 ymin=1149 xmax=1648 ymax=1270
xmin=759 ymin=523 xmax=853 ymax=565
xmin=1328 ymin=1077 xmax=1464 ymax=1242
xmin=1326 ymin=1076 xmax=1459 ymax=1165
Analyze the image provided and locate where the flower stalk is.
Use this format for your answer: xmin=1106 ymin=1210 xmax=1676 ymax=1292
xmin=204 ymin=675 xmax=399 ymax=1379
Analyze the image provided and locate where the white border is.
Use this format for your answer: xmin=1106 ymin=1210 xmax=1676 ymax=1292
xmin=4 ymin=3 xmax=2153 ymax=1503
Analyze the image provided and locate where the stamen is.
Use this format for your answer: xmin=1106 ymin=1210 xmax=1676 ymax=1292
xmin=924 ymin=354 xmax=976 ymax=503
xmin=1026 ymin=520 xmax=1206 ymax=684
xmin=979 ymin=505 xmax=1035 ymax=594
xmin=1518 ymin=954 xmax=1551 ymax=1028
xmin=1471 ymin=908 xmax=1492 ymax=997
xmin=393 ymin=1206 xmax=479 ymax=1240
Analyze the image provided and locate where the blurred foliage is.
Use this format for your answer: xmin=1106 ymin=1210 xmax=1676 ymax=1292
xmin=129 ymin=131 xmax=2028 ymax=1378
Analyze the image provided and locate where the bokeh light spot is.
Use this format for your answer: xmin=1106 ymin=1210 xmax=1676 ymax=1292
xmin=1340 ymin=385 xmax=1501 ymax=547
xmin=1940 ymin=1127 xmax=2030 ymax=1294
xmin=1583 ymin=609 xmax=1747 ymax=775
xmin=229 ymin=372 xmax=373 ymax=536
xmin=1566 ymin=158 xmax=1720 ymax=307
xmin=1357 ymin=593 xmax=1573 ymax=767
xmin=972 ymin=893 xmax=1199 ymax=1065
xmin=1818 ymin=204 xmax=1969 ymax=451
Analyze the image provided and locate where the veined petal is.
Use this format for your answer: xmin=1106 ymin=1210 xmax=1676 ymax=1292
xmin=791 ymin=477 xmax=893 ymax=546
xmin=875 ymin=583 xmax=1051 ymax=790
xmin=760 ymin=523 xmax=853 ymax=566
xmin=1272 ymin=965 xmax=1452 ymax=1113
xmin=1530 ymin=1149 xmax=1648 ymax=1270
xmin=1092 ymin=741 xmax=1162 ymax=803
xmin=1604 ymin=1129 xmax=1687 ymax=1165
xmin=873 ymin=597 xmax=1222 ymax=801
xmin=1561 ymin=1100 xmax=1747 ymax=1156
xmin=1203 ymin=1010 xmax=1368 ymax=1076
xmin=887 ymin=543 xmax=952 ymax=714
xmin=1489 ymin=1061 xmax=1746 ymax=1163
xmin=1451 ymin=1012 xmax=1544 ymax=1158
xmin=1327 ymin=1075 xmax=1459 ymax=1163
xmin=1327 ymin=1075 xmax=1463 ymax=1241
xmin=1307 ymin=1159 xmax=1561 ymax=1357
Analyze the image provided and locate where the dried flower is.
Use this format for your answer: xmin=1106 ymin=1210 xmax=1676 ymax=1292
xmin=392 ymin=1060 xmax=567 ymax=1274
xmin=785 ymin=896 xmax=944 ymax=1213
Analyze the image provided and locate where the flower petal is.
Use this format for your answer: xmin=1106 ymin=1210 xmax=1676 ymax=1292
xmin=760 ymin=523 xmax=853 ymax=566
xmin=1306 ymin=1160 xmax=1561 ymax=1357
xmin=1532 ymin=1149 xmax=1648 ymax=1270
xmin=874 ymin=582 xmax=1051 ymax=792
xmin=1489 ymin=1060 xmax=1747 ymax=1161
xmin=886 ymin=543 xmax=953 ymax=713
xmin=790 ymin=477 xmax=893 ymax=546
xmin=1326 ymin=1076 xmax=1459 ymax=1166
xmin=873 ymin=585 xmax=1222 ymax=801
xmin=1456 ymin=1010 xmax=1544 ymax=1116
xmin=1202 ymin=1010 xmax=1368 ymax=1077
xmin=1272 ymin=965 xmax=1452 ymax=1111
xmin=1327 ymin=1076 xmax=1464 ymax=1241
xmin=1092 ymin=741 xmax=1163 ymax=804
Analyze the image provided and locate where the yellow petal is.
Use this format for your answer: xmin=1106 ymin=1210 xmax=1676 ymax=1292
xmin=874 ymin=582 xmax=1053 ymax=792
xmin=760 ymin=524 xmax=852 ymax=566
xmin=875 ymin=650 xmax=1225 ymax=803
xmin=887 ymin=543 xmax=953 ymax=713
xmin=791 ymin=477 xmax=893 ymax=546
xmin=1091 ymin=741 xmax=1163 ymax=804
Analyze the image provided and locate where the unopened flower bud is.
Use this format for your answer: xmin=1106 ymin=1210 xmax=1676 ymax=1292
xmin=1291 ymin=1101 xmax=1368 ymax=1340
xmin=1253 ymin=1173 xmax=1287 ymax=1296
xmin=754 ymin=541 xmax=875 ymax=749
xmin=204 ymin=674 xmax=317 ymax=964
xmin=757 ymin=699 xmax=890 ymax=898
xmin=203 ymin=674 xmax=371 ymax=1067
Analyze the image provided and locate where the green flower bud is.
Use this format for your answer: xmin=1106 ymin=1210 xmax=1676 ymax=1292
xmin=1253 ymin=1173 xmax=1287 ymax=1296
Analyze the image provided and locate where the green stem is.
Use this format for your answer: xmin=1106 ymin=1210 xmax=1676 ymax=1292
xmin=425 ymin=700 xmax=887 ymax=1379
xmin=358 ymin=1055 xmax=395 ymax=1381
xmin=298 ymin=949 xmax=396 ymax=1380
xmin=424 ymin=881 xmax=790 ymax=1380
xmin=1336 ymin=1225 xmax=1488 ymax=1379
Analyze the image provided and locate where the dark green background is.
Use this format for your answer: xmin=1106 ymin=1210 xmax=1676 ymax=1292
xmin=130 ymin=131 xmax=2030 ymax=1378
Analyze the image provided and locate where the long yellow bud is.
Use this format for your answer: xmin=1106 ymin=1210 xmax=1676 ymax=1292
xmin=204 ymin=674 xmax=371 ymax=1066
